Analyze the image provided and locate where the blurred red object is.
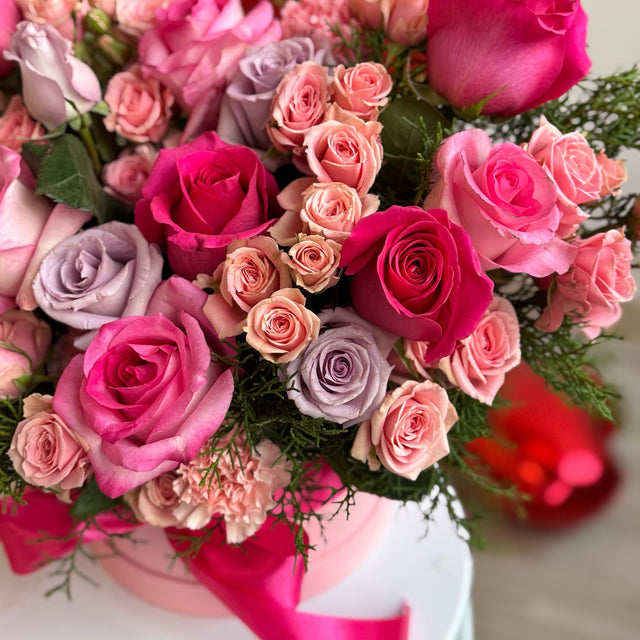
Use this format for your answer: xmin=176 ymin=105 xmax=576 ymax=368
xmin=466 ymin=362 xmax=620 ymax=528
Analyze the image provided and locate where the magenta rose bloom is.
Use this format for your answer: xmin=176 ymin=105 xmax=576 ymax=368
xmin=341 ymin=205 xmax=494 ymax=363
xmin=135 ymin=131 xmax=281 ymax=280
xmin=425 ymin=0 xmax=591 ymax=115
xmin=53 ymin=311 xmax=234 ymax=499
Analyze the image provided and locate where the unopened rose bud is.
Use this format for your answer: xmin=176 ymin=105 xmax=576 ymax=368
xmin=84 ymin=8 xmax=112 ymax=35
xmin=97 ymin=34 xmax=132 ymax=67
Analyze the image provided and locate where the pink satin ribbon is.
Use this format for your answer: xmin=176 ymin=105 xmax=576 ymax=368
xmin=0 ymin=490 xmax=410 ymax=639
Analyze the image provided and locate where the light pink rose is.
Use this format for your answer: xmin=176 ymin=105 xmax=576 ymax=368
xmin=425 ymin=129 xmax=576 ymax=277
xmin=438 ymin=295 xmax=521 ymax=405
xmin=304 ymin=110 xmax=383 ymax=196
xmin=351 ymin=379 xmax=457 ymax=480
xmin=267 ymin=62 xmax=332 ymax=156
xmin=16 ymin=0 xmax=76 ymax=40
xmin=281 ymin=234 xmax=341 ymax=293
xmin=89 ymin=0 xmax=115 ymax=16
xmin=0 ymin=310 xmax=51 ymax=398
xmin=9 ymin=394 xmax=91 ymax=495
xmin=383 ymin=0 xmax=429 ymax=46
xmin=173 ymin=431 xmax=292 ymax=543
xmin=102 ymin=144 xmax=159 ymax=206
xmin=244 ymin=287 xmax=320 ymax=363
xmin=536 ymin=229 xmax=636 ymax=339
xmin=125 ymin=471 xmax=181 ymax=527
xmin=332 ymin=62 xmax=392 ymax=121
xmin=115 ymin=0 xmax=167 ymax=36
xmin=202 ymin=236 xmax=292 ymax=339
xmin=0 ymin=95 xmax=45 ymax=153
xmin=596 ymin=150 xmax=627 ymax=197
xmin=0 ymin=1 xmax=21 ymax=77
xmin=104 ymin=64 xmax=175 ymax=143
xmin=271 ymin=177 xmax=379 ymax=245
xmin=348 ymin=0 xmax=383 ymax=29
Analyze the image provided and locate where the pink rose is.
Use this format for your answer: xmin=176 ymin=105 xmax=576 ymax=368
xmin=0 ymin=1 xmax=21 ymax=77
xmin=267 ymin=62 xmax=332 ymax=156
xmin=536 ymin=229 xmax=636 ymax=339
xmin=202 ymin=236 xmax=292 ymax=339
xmin=8 ymin=394 xmax=91 ymax=495
xmin=102 ymin=144 xmax=159 ymax=206
xmin=0 ymin=95 xmax=45 ymax=152
xmin=596 ymin=150 xmax=627 ymax=197
xmin=104 ymin=64 xmax=175 ymax=143
xmin=125 ymin=472 xmax=181 ymax=527
xmin=438 ymin=295 xmax=521 ymax=405
xmin=332 ymin=62 xmax=392 ymax=121
xmin=15 ymin=0 xmax=76 ymax=40
xmin=425 ymin=0 xmax=591 ymax=115
xmin=134 ymin=131 xmax=282 ymax=280
xmin=304 ymin=111 xmax=383 ymax=196
xmin=383 ymin=0 xmax=429 ymax=46
xmin=351 ymin=379 xmax=457 ymax=480
xmin=115 ymin=0 xmax=166 ymax=36
xmin=0 ymin=310 xmax=51 ymax=398
xmin=341 ymin=205 xmax=494 ymax=362
xmin=425 ymin=129 xmax=577 ymax=277
xmin=271 ymin=177 xmax=379 ymax=245
xmin=53 ymin=310 xmax=235 ymax=498
xmin=348 ymin=0 xmax=383 ymax=29
xmin=244 ymin=288 xmax=320 ymax=363
xmin=281 ymin=234 xmax=341 ymax=293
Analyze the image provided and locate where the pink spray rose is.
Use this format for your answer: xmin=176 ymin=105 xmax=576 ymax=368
xmin=281 ymin=234 xmax=342 ymax=293
xmin=348 ymin=0 xmax=429 ymax=46
xmin=341 ymin=205 xmax=494 ymax=362
xmin=332 ymin=62 xmax=393 ymax=121
xmin=125 ymin=472 xmax=182 ymax=528
xmin=0 ymin=1 xmax=21 ymax=77
xmin=134 ymin=131 xmax=282 ymax=280
xmin=438 ymin=295 xmax=521 ymax=405
xmin=425 ymin=0 xmax=591 ymax=115
xmin=5 ymin=21 xmax=102 ymax=131
xmin=53 ymin=310 xmax=235 ymax=498
xmin=115 ymin=0 xmax=167 ymax=36
xmin=15 ymin=0 xmax=76 ymax=40
xmin=424 ymin=129 xmax=577 ymax=277
xmin=536 ymin=229 xmax=636 ymax=339
xmin=0 ymin=310 xmax=51 ymax=399
xmin=9 ymin=394 xmax=91 ymax=495
xmin=351 ymin=379 xmax=458 ymax=480
xmin=596 ymin=150 xmax=627 ymax=197
xmin=102 ymin=144 xmax=159 ymax=206
xmin=0 ymin=95 xmax=45 ymax=153
xmin=104 ymin=64 xmax=175 ymax=143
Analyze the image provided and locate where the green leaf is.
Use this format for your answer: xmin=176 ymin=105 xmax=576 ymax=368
xmin=35 ymin=134 xmax=132 ymax=224
xmin=454 ymin=86 xmax=505 ymax=120
xmin=69 ymin=477 xmax=119 ymax=521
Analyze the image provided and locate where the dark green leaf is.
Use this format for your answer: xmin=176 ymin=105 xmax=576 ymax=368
xmin=69 ymin=477 xmax=119 ymax=520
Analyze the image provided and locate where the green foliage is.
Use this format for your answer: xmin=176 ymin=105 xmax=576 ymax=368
xmin=69 ymin=477 xmax=120 ymax=521
xmin=0 ymin=396 xmax=25 ymax=502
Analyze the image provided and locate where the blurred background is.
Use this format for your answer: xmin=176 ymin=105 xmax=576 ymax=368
xmin=472 ymin=1 xmax=640 ymax=638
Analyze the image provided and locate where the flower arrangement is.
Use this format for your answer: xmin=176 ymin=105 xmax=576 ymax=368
xmin=0 ymin=0 xmax=638 ymax=636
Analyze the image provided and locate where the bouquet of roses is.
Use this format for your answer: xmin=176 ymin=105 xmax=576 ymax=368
xmin=0 ymin=0 xmax=637 ymax=635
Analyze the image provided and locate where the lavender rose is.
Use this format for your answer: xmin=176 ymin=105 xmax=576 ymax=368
xmin=285 ymin=307 xmax=394 ymax=427
xmin=33 ymin=221 xmax=163 ymax=335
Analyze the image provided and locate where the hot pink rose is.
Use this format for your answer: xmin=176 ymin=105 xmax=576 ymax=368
xmin=104 ymin=64 xmax=175 ymax=143
xmin=115 ymin=0 xmax=166 ymax=36
xmin=425 ymin=129 xmax=577 ymax=277
xmin=332 ymin=62 xmax=392 ymax=121
xmin=134 ymin=131 xmax=282 ymax=280
xmin=438 ymin=295 xmax=521 ymax=405
xmin=304 ymin=111 xmax=383 ymax=196
xmin=202 ymin=236 xmax=292 ymax=339
xmin=102 ymin=144 xmax=159 ymax=206
xmin=52 ymin=311 xmax=235 ymax=498
xmin=426 ymin=0 xmax=591 ymax=115
xmin=244 ymin=288 xmax=320 ymax=363
xmin=536 ymin=229 xmax=636 ymax=339
xmin=0 ymin=310 xmax=51 ymax=399
xmin=341 ymin=205 xmax=494 ymax=362
xmin=267 ymin=62 xmax=332 ymax=156
xmin=9 ymin=394 xmax=91 ymax=495
xmin=351 ymin=379 xmax=457 ymax=480
xmin=282 ymin=234 xmax=341 ymax=293
xmin=596 ymin=150 xmax=627 ymax=197
xmin=0 ymin=1 xmax=21 ymax=77
xmin=0 ymin=95 xmax=45 ymax=153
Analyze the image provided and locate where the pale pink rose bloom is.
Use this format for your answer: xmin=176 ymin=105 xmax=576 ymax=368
xmin=596 ymin=150 xmax=627 ymax=197
xmin=438 ymin=296 xmax=521 ymax=405
xmin=0 ymin=310 xmax=51 ymax=398
xmin=244 ymin=288 xmax=320 ymax=363
xmin=0 ymin=95 xmax=45 ymax=153
xmin=16 ymin=0 xmax=76 ymax=40
xmin=89 ymin=0 xmax=116 ymax=16
xmin=272 ymin=177 xmax=379 ymax=245
xmin=102 ymin=144 xmax=159 ymax=206
xmin=125 ymin=472 xmax=181 ymax=527
xmin=348 ymin=0 xmax=383 ymax=29
xmin=351 ymin=379 xmax=457 ymax=480
xmin=281 ymin=234 xmax=341 ymax=293
xmin=332 ymin=62 xmax=392 ymax=121
xmin=104 ymin=64 xmax=175 ymax=143
xmin=9 ymin=394 xmax=91 ymax=496
xmin=383 ymin=0 xmax=429 ymax=46
xmin=402 ymin=339 xmax=432 ymax=379
xmin=304 ymin=109 xmax=383 ymax=196
xmin=115 ymin=0 xmax=167 ymax=37
xmin=267 ymin=61 xmax=332 ymax=156
xmin=536 ymin=229 xmax=636 ymax=339
xmin=202 ymin=236 xmax=292 ymax=339
xmin=173 ymin=432 xmax=292 ymax=544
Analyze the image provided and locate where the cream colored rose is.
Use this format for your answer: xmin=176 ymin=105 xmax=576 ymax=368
xmin=125 ymin=472 xmax=181 ymax=527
